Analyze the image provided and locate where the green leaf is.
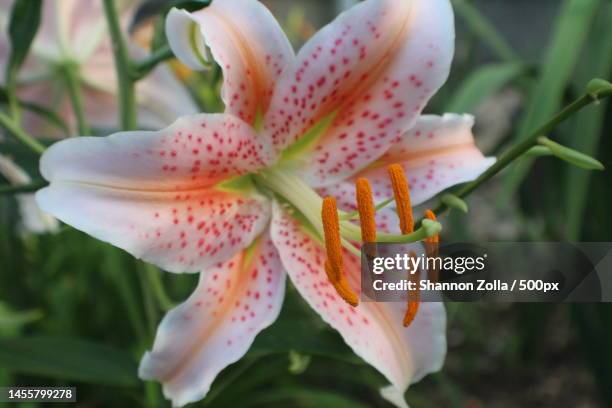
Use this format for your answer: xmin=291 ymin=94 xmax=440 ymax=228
xmin=0 ymin=303 xmax=42 ymax=331
xmin=501 ymin=0 xmax=601 ymax=199
xmin=538 ymin=137 xmax=604 ymax=170
xmin=451 ymin=0 xmax=520 ymax=62
xmin=524 ymin=146 xmax=553 ymax=158
xmin=0 ymin=336 xmax=139 ymax=387
xmin=243 ymin=387 xmax=371 ymax=408
xmin=5 ymin=0 xmax=42 ymax=84
xmin=565 ymin=3 xmax=612 ymax=239
xmin=446 ymin=63 xmax=525 ymax=113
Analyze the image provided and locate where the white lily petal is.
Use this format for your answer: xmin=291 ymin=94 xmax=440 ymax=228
xmin=139 ymin=233 xmax=286 ymax=407
xmin=380 ymin=385 xmax=411 ymax=408
xmin=36 ymin=114 xmax=275 ymax=272
xmin=318 ymin=114 xmax=496 ymax=210
xmin=270 ymin=202 xmax=446 ymax=394
xmin=264 ymin=0 xmax=455 ymax=184
xmin=166 ymin=0 xmax=295 ymax=123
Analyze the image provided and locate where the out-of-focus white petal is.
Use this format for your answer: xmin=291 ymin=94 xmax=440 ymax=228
xmin=0 ymin=155 xmax=58 ymax=234
xmin=81 ymin=44 xmax=200 ymax=130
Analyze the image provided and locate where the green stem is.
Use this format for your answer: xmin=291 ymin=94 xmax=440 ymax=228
xmin=132 ymin=44 xmax=174 ymax=80
xmin=431 ymin=88 xmax=612 ymax=216
xmin=5 ymin=80 xmax=21 ymax=125
xmin=104 ymin=249 xmax=148 ymax=342
xmin=0 ymin=111 xmax=46 ymax=154
xmin=138 ymin=264 xmax=159 ymax=337
xmin=0 ymin=180 xmax=47 ymax=195
xmin=102 ymin=0 xmax=137 ymax=131
xmin=144 ymin=263 xmax=175 ymax=311
xmin=59 ymin=62 xmax=91 ymax=135
xmin=341 ymin=218 xmax=442 ymax=244
xmin=202 ymin=357 xmax=260 ymax=407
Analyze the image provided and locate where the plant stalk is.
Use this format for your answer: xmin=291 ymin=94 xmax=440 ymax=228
xmin=102 ymin=0 xmax=137 ymax=130
xmin=431 ymin=88 xmax=612 ymax=216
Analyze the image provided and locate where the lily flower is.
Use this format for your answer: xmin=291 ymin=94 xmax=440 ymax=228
xmin=36 ymin=0 xmax=494 ymax=406
xmin=0 ymin=0 xmax=197 ymax=136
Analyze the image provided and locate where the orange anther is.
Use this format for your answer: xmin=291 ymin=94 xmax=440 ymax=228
xmin=356 ymin=178 xmax=377 ymax=244
xmin=387 ymin=164 xmax=414 ymax=234
xmin=322 ymin=197 xmax=343 ymax=272
xmin=403 ymin=251 xmax=420 ymax=327
xmin=322 ymin=197 xmax=359 ymax=307
xmin=325 ymin=261 xmax=359 ymax=307
xmin=403 ymin=301 xmax=420 ymax=327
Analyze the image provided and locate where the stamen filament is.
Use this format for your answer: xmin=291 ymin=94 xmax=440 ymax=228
xmin=322 ymin=197 xmax=359 ymax=307
xmin=388 ymin=164 xmax=414 ymax=234
xmin=373 ymin=219 xmax=441 ymax=243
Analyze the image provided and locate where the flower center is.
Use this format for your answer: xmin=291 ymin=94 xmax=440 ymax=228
xmin=256 ymin=164 xmax=443 ymax=326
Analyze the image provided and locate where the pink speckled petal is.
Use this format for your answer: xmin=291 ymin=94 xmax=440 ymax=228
xmin=38 ymin=114 xmax=274 ymax=191
xmin=270 ymin=202 xmax=446 ymax=397
xmin=36 ymin=114 xmax=275 ymax=273
xmin=139 ymin=233 xmax=286 ymax=407
xmin=318 ymin=114 xmax=495 ymax=210
xmin=264 ymin=0 xmax=455 ymax=185
xmin=166 ymin=0 xmax=294 ymax=124
xmin=36 ymin=185 xmax=270 ymax=273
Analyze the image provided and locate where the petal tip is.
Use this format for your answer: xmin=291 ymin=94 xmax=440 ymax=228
xmin=166 ymin=8 xmax=209 ymax=71
xmin=380 ymin=385 xmax=410 ymax=408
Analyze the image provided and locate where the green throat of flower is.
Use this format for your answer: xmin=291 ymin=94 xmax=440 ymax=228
xmin=254 ymin=167 xmax=442 ymax=253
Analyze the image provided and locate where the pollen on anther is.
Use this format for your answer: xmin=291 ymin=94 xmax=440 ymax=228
xmin=388 ymin=164 xmax=414 ymax=234
xmin=322 ymin=197 xmax=359 ymax=307
xmin=355 ymin=178 xmax=376 ymax=244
